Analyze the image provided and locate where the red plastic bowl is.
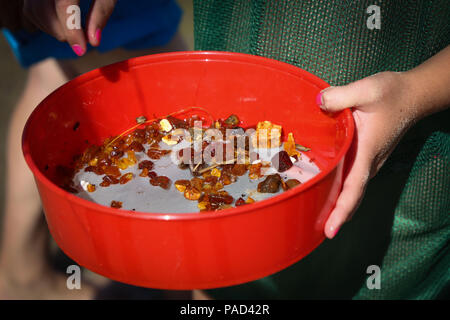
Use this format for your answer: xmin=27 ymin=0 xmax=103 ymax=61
xmin=22 ymin=51 xmax=354 ymax=289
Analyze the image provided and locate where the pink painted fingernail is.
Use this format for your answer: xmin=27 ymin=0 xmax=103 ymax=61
xmin=95 ymin=29 xmax=102 ymax=44
xmin=72 ymin=44 xmax=85 ymax=56
xmin=316 ymin=91 xmax=324 ymax=108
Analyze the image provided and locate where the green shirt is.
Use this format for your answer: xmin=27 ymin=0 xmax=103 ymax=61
xmin=194 ymin=0 xmax=450 ymax=299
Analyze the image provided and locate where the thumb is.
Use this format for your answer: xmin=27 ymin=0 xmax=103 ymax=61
xmin=316 ymin=78 xmax=374 ymax=112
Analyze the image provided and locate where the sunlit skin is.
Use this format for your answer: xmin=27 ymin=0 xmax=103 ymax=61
xmin=319 ymin=46 xmax=450 ymax=239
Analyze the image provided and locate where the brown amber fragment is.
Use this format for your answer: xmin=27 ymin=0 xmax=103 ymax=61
xmin=202 ymin=191 xmax=234 ymax=210
xmin=231 ymin=163 xmax=247 ymax=176
xmin=166 ymin=115 xmax=189 ymax=129
xmin=147 ymin=148 xmax=171 ymax=160
xmin=100 ymin=175 xmax=119 ymax=187
xmin=85 ymin=165 xmax=104 ymax=175
xmin=184 ymin=186 xmax=201 ymax=200
xmin=219 ymin=173 xmax=234 ymax=186
xmin=174 ymin=180 xmax=190 ymax=192
xmin=119 ymin=173 xmax=133 ymax=184
xmin=190 ymin=177 xmax=204 ymax=191
xmin=286 ymin=179 xmax=301 ymax=189
xmin=110 ymin=149 xmax=124 ymax=159
xmin=128 ymin=141 xmax=144 ymax=152
xmin=257 ymin=174 xmax=281 ymax=193
xmin=103 ymin=165 xmax=121 ymax=177
xmin=248 ymin=163 xmax=263 ymax=179
xmin=235 ymin=197 xmax=246 ymax=206
xmin=271 ymin=150 xmax=293 ymax=172
xmin=147 ymin=171 xmax=157 ymax=179
xmin=150 ymin=175 xmax=171 ymax=189
xmin=138 ymin=160 xmax=154 ymax=170
xmin=87 ymin=184 xmax=96 ymax=192
xmin=224 ymin=114 xmax=240 ymax=127
xmin=110 ymin=200 xmax=122 ymax=209
xmin=139 ymin=168 xmax=149 ymax=177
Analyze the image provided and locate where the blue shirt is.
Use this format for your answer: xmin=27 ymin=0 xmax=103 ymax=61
xmin=3 ymin=0 xmax=182 ymax=67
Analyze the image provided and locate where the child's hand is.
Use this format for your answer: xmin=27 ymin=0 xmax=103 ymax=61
xmin=317 ymin=71 xmax=421 ymax=239
xmin=22 ymin=0 xmax=117 ymax=56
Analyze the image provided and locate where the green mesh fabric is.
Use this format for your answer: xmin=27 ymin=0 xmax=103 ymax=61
xmin=193 ymin=0 xmax=450 ymax=299
xmin=355 ymin=132 xmax=450 ymax=299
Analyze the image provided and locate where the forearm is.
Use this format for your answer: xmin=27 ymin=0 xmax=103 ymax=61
xmin=405 ymin=45 xmax=450 ymax=119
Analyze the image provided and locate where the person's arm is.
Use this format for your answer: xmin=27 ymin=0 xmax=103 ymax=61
xmin=317 ymin=45 xmax=450 ymax=239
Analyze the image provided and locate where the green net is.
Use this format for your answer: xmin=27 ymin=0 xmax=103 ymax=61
xmin=193 ymin=0 xmax=450 ymax=299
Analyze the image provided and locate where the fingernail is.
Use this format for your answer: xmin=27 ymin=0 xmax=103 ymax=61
xmin=72 ymin=44 xmax=85 ymax=56
xmin=316 ymin=91 xmax=324 ymax=109
xmin=331 ymin=226 xmax=340 ymax=239
xmin=95 ymin=29 xmax=102 ymax=44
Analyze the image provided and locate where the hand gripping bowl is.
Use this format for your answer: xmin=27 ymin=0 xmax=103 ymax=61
xmin=22 ymin=51 xmax=354 ymax=289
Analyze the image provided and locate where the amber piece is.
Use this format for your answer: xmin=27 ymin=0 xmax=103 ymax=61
xmin=105 ymin=175 xmax=119 ymax=184
xmin=150 ymin=175 xmax=171 ymax=190
xmin=99 ymin=175 xmax=119 ymax=187
xmin=89 ymin=158 xmax=98 ymax=166
xmin=245 ymin=197 xmax=255 ymax=204
xmin=198 ymin=201 xmax=209 ymax=211
xmin=110 ymin=200 xmax=122 ymax=209
xmin=97 ymin=156 xmax=111 ymax=166
xmin=139 ymin=168 xmax=149 ymax=177
xmin=286 ymin=179 xmax=301 ymax=189
xmin=219 ymin=173 xmax=233 ymax=186
xmin=132 ymin=128 xmax=146 ymax=143
xmin=110 ymin=149 xmax=124 ymax=159
xmin=271 ymin=150 xmax=293 ymax=172
xmin=248 ymin=163 xmax=263 ymax=179
xmin=82 ymin=145 xmax=101 ymax=164
xmin=204 ymin=176 xmax=218 ymax=185
xmin=210 ymin=168 xmax=221 ymax=178
xmin=202 ymin=191 xmax=234 ymax=210
xmin=103 ymin=165 xmax=121 ymax=177
xmin=128 ymin=141 xmax=144 ymax=152
xmin=119 ymin=173 xmax=133 ymax=184
xmin=251 ymin=121 xmax=282 ymax=148
xmin=127 ymin=151 xmax=137 ymax=164
xmin=284 ymin=132 xmax=301 ymax=157
xmin=166 ymin=115 xmax=189 ymax=129
xmin=147 ymin=171 xmax=157 ymax=179
xmin=280 ymin=178 xmax=288 ymax=191
xmin=190 ymin=177 xmax=204 ymax=191
xmin=147 ymin=148 xmax=171 ymax=160
xmin=85 ymin=165 xmax=102 ymax=175
xmin=184 ymin=186 xmax=201 ymax=200
xmin=138 ymin=160 xmax=154 ymax=170
xmin=257 ymin=174 xmax=281 ymax=193
xmin=87 ymin=184 xmax=96 ymax=192
xmin=224 ymin=114 xmax=240 ymax=127
xmin=231 ymin=163 xmax=247 ymax=176
xmin=175 ymin=180 xmax=190 ymax=192
xmin=235 ymin=197 xmax=246 ymax=206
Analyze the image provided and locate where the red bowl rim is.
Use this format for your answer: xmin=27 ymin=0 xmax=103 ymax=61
xmin=22 ymin=51 xmax=355 ymax=221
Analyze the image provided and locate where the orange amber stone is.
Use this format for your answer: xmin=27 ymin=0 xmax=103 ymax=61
xmin=119 ymin=173 xmax=133 ymax=184
xmin=110 ymin=200 xmax=122 ymax=209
